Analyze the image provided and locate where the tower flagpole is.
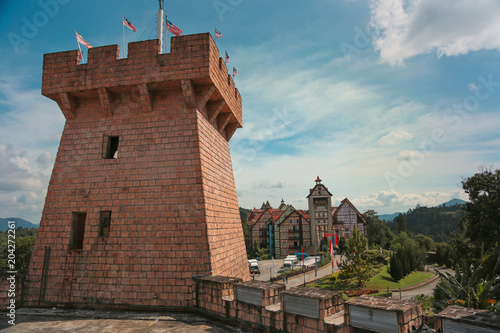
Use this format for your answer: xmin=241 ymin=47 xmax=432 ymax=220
xmin=122 ymin=15 xmax=125 ymax=58
xmin=157 ymin=0 xmax=164 ymax=53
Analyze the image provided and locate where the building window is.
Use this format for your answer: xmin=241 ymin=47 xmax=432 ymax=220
xmin=99 ymin=211 xmax=111 ymax=237
xmin=69 ymin=212 xmax=86 ymax=250
xmin=103 ymin=135 xmax=119 ymax=159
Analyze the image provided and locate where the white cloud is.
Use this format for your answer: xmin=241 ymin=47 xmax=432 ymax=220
xmin=35 ymin=151 xmax=53 ymax=169
xmin=370 ymin=0 xmax=500 ymax=65
xmin=377 ymin=129 xmax=414 ymax=146
xmin=397 ymin=150 xmax=424 ymax=162
xmin=352 ymin=189 xmax=467 ymax=213
xmin=0 ymin=144 xmax=42 ymax=192
xmin=0 ymin=76 xmax=63 ymax=222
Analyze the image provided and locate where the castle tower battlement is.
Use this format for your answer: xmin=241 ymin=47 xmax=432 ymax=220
xmin=24 ymin=33 xmax=249 ymax=309
xmin=42 ymin=33 xmax=241 ymax=141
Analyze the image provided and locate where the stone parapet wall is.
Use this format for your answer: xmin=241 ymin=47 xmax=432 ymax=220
xmin=345 ymin=295 xmax=422 ymax=333
xmin=193 ymin=275 xmax=346 ymax=332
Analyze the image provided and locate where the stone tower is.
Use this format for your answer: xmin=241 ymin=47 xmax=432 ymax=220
xmin=307 ymin=176 xmax=333 ymax=253
xmin=24 ymin=33 xmax=249 ymax=309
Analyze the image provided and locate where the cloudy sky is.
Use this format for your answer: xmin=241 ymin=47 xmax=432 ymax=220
xmin=1 ymin=0 xmax=499 ymax=223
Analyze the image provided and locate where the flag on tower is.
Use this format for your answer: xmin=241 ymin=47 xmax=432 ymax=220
xmin=233 ymin=67 xmax=238 ymax=76
xmin=77 ymin=43 xmax=83 ymax=63
xmin=215 ymin=28 xmax=223 ymax=39
xmin=225 ymin=51 xmax=229 ymax=63
xmin=166 ymin=18 xmax=183 ymax=36
xmin=123 ymin=16 xmax=137 ymax=32
xmin=75 ymin=30 xmax=92 ymax=48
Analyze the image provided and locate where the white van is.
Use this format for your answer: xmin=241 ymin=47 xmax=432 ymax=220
xmin=248 ymin=259 xmax=260 ymax=274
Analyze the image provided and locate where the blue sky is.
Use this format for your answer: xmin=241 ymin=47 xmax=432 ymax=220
xmin=1 ymin=0 xmax=500 ymax=223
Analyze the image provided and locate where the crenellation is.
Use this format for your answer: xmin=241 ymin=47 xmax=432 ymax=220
xmin=87 ymin=44 xmax=119 ymax=65
xmin=41 ymin=33 xmax=241 ymax=134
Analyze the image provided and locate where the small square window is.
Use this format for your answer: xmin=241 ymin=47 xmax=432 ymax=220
xmin=99 ymin=211 xmax=111 ymax=237
xmin=103 ymin=135 xmax=119 ymax=159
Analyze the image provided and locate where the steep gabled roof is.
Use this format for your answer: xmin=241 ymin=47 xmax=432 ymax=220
xmin=306 ymin=183 xmax=333 ymax=198
xmin=275 ymin=205 xmax=310 ymax=226
xmin=332 ymin=198 xmax=366 ymax=223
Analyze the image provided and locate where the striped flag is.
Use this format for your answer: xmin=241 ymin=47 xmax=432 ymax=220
xmin=301 ymin=247 xmax=305 ymax=268
xmin=123 ymin=16 xmax=137 ymax=32
xmin=166 ymin=18 xmax=183 ymax=36
xmin=215 ymin=28 xmax=223 ymax=39
xmin=330 ymin=239 xmax=334 ymax=268
xmin=77 ymin=45 xmax=83 ymax=63
xmin=272 ymin=258 xmax=277 ymax=278
xmin=233 ymin=67 xmax=238 ymax=77
xmin=75 ymin=30 xmax=92 ymax=48
xmin=225 ymin=51 xmax=229 ymax=63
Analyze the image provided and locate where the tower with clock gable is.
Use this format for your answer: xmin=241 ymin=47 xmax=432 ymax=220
xmin=307 ymin=176 xmax=333 ymax=253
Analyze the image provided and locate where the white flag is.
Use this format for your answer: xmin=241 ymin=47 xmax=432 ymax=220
xmin=272 ymin=258 xmax=277 ymax=278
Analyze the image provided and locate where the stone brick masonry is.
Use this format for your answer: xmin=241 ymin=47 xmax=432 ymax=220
xmin=23 ymin=33 xmax=250 ymax=309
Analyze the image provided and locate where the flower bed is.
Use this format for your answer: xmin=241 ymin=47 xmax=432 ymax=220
xmin=345 ymin=289 xmax=378 ymax=297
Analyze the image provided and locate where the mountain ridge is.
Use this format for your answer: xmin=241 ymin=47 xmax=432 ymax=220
xmin=0 ymin=217 xmax=38 ymax=231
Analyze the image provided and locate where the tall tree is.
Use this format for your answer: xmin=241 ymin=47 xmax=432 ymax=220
xmin=461 ymin=168 xmax=500 ymax=272
xmin=365 ymin=210 xmax=393 ymax=249
xmin=342 ymin=227 xmax=371 ymax=287
xmin=393 ymin=213 xmax=408 ymax=235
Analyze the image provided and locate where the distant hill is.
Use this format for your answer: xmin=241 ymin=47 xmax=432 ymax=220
xmin=239 ymin=207 xmax=252 ymax=222
xmin=438 ymin=198 xmax=466 ymax=207
xmin=0 ymin=218 xmax=38 ymax=231
xmin=378 ymin=212 xmax=402 ymax=222
xmin=381 ymin=199 xmax=466 ymax=242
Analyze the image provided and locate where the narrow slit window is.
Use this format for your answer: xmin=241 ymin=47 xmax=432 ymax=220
xmin=104 ymin=135 xmax=119 ymax=159
xmin=69 ymin=212 xmax=86 ymax=250
xmin=99 ymin=211 xmax=111 ymax=237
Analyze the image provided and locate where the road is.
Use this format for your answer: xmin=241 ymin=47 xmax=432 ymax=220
xmin=254 ymin=257 xmax=344 ymax=289
xmin=400 ymin=265 xmax=454 ymax=300
xmin=254 ymin=260 xmax=452 ymax=297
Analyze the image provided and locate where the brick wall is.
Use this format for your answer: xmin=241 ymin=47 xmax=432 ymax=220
xmin=0 ymin=275 xmax=23 ymax=311
xmin=24 ymin=33 xmax=249 ymax=309
xmin=193 ymin=276 xmax=346 ymax=332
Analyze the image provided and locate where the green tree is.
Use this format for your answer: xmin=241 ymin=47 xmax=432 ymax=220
xmin=241 ymin=219 xmax=253 ymax=257
xmin=0 ymin=229 xmax=37 ymax=275
xmin=447 ymin=232 xmax=477 ymax=267
xmin=415 ymin=234 xmax=435 ymax=252
xmin=389 ymin=251 xmax=404 ymax=281
xmin=319 ymin=236 xmax=329 ymax=253
xmin=254 ymin=246 xmax=269 ymax=260
xmin=435 ymin=243 xmax=449 ymax=267
xmin=461 ymin=168 xmax=500 ymax=272
xmin=341 ymin=227 xmax=371 ymax=287
xmin=393 ymin=213 xmax=408 ymax=235
xmin=338 ymin=236 xmax=347 ymax=253
xmin=365 ymin=210 xmax=393 ymax=249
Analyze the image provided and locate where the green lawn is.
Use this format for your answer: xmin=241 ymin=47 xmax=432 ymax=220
xmin=365 ymin=265 xmax=434 ymax=290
